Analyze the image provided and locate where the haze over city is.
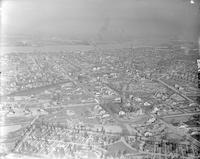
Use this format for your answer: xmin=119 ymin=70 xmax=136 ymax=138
xmin=2 ymin=0 xmax=200 ymax=41
xmin=1 ymin=0 xmax=200 ymax=159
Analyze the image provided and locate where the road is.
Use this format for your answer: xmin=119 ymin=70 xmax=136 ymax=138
xmin=155 ymin=77 xmax=200 ymax=148
xmin=162 ymin=111 xmax=200 ymax=119
xmin=62 ymin=72 xmax=135 ymax=136
xmin=14 ymin=115 xmax=39 ymax=152
xmin=45 ymin=102 xmax=97 ymax=110
xmin=156 ymin=78 xmax=194 ymax=103
xmin=155 ymin=115 xmax=200 ymax=148
xmin=126 ymin=151 xmax=197 ymax=159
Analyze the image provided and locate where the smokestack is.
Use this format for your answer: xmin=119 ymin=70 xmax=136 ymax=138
xmin=98 ymin=17 xmax=110 ymax=40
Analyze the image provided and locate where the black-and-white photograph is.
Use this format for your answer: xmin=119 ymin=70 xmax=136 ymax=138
xmin=0 ymin=0 xmax=200 ymax=159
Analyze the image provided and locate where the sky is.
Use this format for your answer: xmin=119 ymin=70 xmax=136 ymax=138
xmin=1 ymin=0 xmax=200 ymax=41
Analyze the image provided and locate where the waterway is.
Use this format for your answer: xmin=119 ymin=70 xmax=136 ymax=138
xmin=1 ymin=41 xmax=163 ymax=55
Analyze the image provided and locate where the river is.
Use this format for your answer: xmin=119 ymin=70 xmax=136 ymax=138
xmin=1 ymin=41 xmax=163 ymax=54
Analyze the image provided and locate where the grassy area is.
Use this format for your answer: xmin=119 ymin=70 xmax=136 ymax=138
xmin=107 ymin=141 xmax=137 ymax=156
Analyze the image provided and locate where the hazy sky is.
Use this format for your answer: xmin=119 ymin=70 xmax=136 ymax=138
xmin=1 ymin=0 xmax=200 ymax=41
